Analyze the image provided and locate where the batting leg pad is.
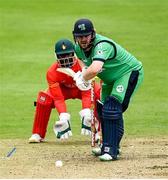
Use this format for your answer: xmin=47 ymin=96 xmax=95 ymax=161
xmin=32 ymin=91 xmax=53 ymax=138
xmin=101 ymin=96 xmax=124 ymax=159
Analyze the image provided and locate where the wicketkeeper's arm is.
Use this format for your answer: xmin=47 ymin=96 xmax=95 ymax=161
xmin=47 ymin=72 xmax=67 ymax=113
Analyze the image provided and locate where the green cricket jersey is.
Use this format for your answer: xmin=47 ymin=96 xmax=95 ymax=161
xmin=75 ymin=34 xmax=142 ymax=84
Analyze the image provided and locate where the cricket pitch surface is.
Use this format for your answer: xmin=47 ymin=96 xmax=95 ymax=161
xmin=0 ymin=137 xmax=168 ymax=178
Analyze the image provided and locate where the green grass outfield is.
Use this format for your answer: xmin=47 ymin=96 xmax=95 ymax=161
xmin=0 ymin=0 xmax=168 ymax=140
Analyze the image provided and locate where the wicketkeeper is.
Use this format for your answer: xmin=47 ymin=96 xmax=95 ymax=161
xmin=29 ymin=39 xmax=100 ymax=143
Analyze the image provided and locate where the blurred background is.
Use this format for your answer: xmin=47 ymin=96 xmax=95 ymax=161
xmin=0 ymin=0 xmax=167 ymax=140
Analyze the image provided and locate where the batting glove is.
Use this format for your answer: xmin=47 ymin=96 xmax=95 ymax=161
xmin=79 ymin=108 xmax=92 ymax=136
xmin=73 ymin=71 xmax=91 ymax=91
xmin=53 ymin=113 xmax=72 ymax=139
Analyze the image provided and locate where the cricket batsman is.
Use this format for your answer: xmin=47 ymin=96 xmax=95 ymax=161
xmin=72 ymin=18 xmax=144 ymax=161
xmin=29 ymin=39 xmax=100 ymax=143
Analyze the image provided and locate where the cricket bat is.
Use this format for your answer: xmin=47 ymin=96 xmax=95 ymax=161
xmin=91 ymin=80 xmax=96 ymax=147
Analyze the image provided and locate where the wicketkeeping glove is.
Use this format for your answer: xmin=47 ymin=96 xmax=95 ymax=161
xmin=73 ymin=71 xmax=91 ymax=91
xmin=79 ymin=108 xmax=92 ymax=136
xmin=53 ymin=113 xmax=72 ymax=139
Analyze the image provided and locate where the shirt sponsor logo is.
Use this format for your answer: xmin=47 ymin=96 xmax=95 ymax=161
xmin=116 ymin=85 xmax=124 ymax=93
xmin=97 ymin=43 xmax=103 ymax=49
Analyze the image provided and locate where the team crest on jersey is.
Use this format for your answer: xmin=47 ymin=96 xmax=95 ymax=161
xmin=78 ymin=24 xmax=86 ymax=31
xmin=116 ymin=85 xmax=124 ymax=93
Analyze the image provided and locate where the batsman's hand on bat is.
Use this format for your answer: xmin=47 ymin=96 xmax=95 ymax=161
xmin=79 ymin=109 xmax=92 ymax=136
xmin=73 ymin=71 xmax=91 ymax=91
xmin=53 ymin=113 xmax=72 ymax=139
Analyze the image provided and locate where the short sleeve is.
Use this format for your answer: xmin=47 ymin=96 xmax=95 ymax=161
xmin=93 ymin=42 xmax=115 ymax=62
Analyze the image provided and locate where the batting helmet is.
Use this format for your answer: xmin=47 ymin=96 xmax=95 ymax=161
xmin=72 ymin=18 xmax=95 ymax=37
xmin=54 ymin=39 xmax=76 ymax=68
xmin=55 ymin=39 xmax=74 ymax=56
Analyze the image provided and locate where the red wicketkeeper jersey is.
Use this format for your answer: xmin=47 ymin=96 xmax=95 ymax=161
xmin=46 ymin=58 xmax=92 ymax=113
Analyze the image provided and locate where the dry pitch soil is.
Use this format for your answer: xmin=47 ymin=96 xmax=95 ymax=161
xmin=0 ymin=136 xmax=168 ymax=179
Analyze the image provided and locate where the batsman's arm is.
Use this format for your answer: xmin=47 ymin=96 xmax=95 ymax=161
xmin=83 ymin=61 xmax=104 ymax=81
